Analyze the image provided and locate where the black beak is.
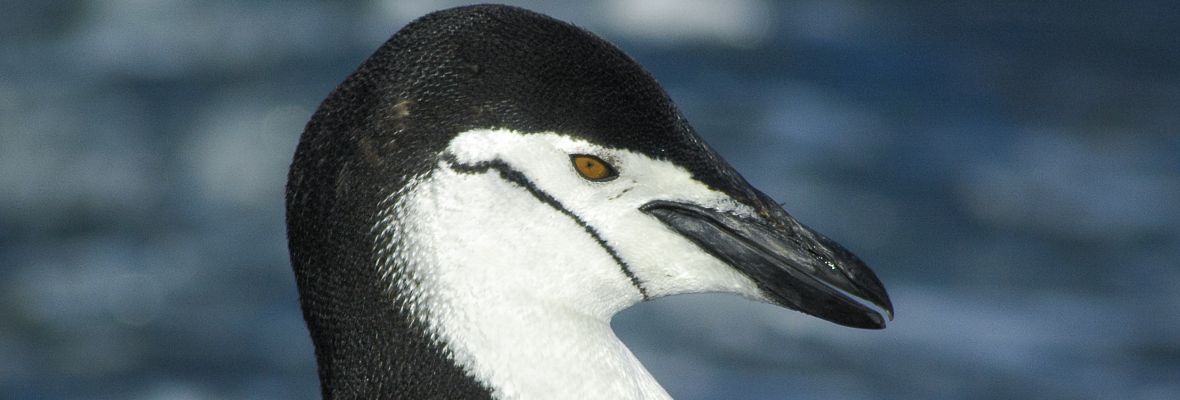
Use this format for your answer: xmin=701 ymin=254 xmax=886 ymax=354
xmin=640 ymin=197 xmax=893 ymax=329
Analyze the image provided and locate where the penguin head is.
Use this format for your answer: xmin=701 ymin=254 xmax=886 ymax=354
xmin=288 ymin=4 xmax=891 ymax=355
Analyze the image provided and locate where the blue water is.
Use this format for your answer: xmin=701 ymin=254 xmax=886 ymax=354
xmin=2 ymin=1 xmax=1178 ymax=399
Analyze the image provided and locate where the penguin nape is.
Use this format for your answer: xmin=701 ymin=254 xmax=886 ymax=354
xmin=286 ymin=4 xmax=892 ymax=400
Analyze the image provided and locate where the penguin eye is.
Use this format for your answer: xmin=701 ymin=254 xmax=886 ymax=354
xmin=570 ymin=154 xmax=618 ymax=182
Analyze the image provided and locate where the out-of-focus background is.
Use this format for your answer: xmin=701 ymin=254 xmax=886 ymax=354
xmin=2 ymin=0 xmax=1178 ymax=399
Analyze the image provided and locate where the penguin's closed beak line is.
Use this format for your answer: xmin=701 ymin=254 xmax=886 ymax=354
xmin=286 ymin=4 xmax=893 ymax=399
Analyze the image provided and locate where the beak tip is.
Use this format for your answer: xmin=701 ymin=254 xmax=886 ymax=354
xmin=873 ymin=287 xmax=895 ymax=321
xmin=874 ymin=308 xmax=894 ymax=328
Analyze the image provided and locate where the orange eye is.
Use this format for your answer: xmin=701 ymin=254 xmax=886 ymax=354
xmin=571 ymin=154 xmax=618 ymax=181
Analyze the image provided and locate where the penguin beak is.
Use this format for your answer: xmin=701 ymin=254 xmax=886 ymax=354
xmin=640 ymin=198 xmax=894 ymax=329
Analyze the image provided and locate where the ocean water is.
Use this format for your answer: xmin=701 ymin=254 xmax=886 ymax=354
xmin=2 ymin=1 xmax=1178 ymax=399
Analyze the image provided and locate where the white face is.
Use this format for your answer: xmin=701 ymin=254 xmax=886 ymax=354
xmin=384 ymin=128 xmax=770 ymax=399
xmin=441 ymin=128 xmax=767 ymax=309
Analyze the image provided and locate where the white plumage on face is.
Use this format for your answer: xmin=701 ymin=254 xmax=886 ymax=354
xmin=444 ymin=129 xmax=767 ymax=302
xmin=386 ymin=129 xmax=767 ymax=399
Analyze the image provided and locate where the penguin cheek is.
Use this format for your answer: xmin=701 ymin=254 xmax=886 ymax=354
xmin=604 ymin=180 xmax=639 ymax=201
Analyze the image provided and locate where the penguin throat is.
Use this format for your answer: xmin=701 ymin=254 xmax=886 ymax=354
xmin=383 ymin=167 xmax=671 ymax=400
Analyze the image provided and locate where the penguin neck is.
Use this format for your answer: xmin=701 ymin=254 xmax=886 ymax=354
xmin=419 ymin=286 xmax=666 ymax=400
xmin=387 ymin=169 xmax=672 ymax=400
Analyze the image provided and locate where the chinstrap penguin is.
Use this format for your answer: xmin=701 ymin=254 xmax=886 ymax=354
xmin=286 ymin=4 xmax=892 ymax=399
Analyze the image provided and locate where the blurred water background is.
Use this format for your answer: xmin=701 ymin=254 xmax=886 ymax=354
xmin=2 ymin=1 xmax=1178 ymax=399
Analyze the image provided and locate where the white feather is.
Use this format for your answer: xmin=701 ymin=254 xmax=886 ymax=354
xmin=388 ymin=129 xmax=768 ymax=399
